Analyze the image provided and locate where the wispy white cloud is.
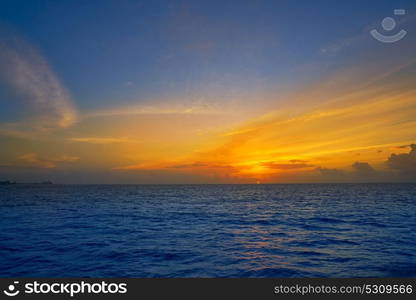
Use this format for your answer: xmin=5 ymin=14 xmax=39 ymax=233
xmin=68 ymin=137 xmax=140 ymax=144
xmin=86 ymin=98 xmax=231 ymax=118
xmin=0 ymin=36 xmax=78 ymax=134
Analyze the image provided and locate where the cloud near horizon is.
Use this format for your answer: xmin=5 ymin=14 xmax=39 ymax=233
xmin=114 ymin=145 xmax=416 ymax=183
xmin=112 ymin=67 xmax=416 ymax=183
xmin=315 ymin=145 xmax=416 ymax=182
xmin=0 ymin=153 xmax=80 ymax=169
xmin=387 ymin=144 xmax=416 ymax=178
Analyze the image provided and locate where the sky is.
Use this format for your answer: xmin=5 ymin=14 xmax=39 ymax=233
xmin=0 ymin=0 xmax=415 ymax=183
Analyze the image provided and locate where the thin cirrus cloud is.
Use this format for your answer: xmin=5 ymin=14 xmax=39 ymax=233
xmin=68 ymin=137 xmax=141 ymax=144
xmin=260 ymin=162 xmax=315 ymax=170
xmin=113 ymin=58 xmax=416 ymax=183
xmin=0 ymin=35 xmax=78 ymax=134
xmin=85 ymin=100 xmax=230 ymax=118
xmin=2 ymin=153 xmax=80 ymax=169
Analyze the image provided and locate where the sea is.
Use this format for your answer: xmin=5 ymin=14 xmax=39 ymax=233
xmin=1 ymin=183 xmax=415 ymax=277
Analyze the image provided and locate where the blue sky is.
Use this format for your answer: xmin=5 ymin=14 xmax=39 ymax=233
xmin=0 ymin=0 xmax=413 ymax=111
xmin=0 ymin=0 xmax=415 ymax=183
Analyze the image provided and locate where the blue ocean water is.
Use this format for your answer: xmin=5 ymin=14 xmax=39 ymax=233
xmin=0 ymin=183 xmax=415 ymax=277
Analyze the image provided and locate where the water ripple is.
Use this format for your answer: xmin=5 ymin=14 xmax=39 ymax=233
xmin=1 ymin=183 xmax=415 ymax=277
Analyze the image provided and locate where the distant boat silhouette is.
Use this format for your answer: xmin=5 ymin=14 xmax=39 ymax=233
xmin=0 ymin=180 xmax=53 ymax=185
xmin=0 ymin=180 xmax=16 ymax=185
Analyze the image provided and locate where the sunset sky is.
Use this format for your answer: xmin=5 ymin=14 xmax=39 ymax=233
xmin=0 ymin=0 xmax=415 ymax=183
